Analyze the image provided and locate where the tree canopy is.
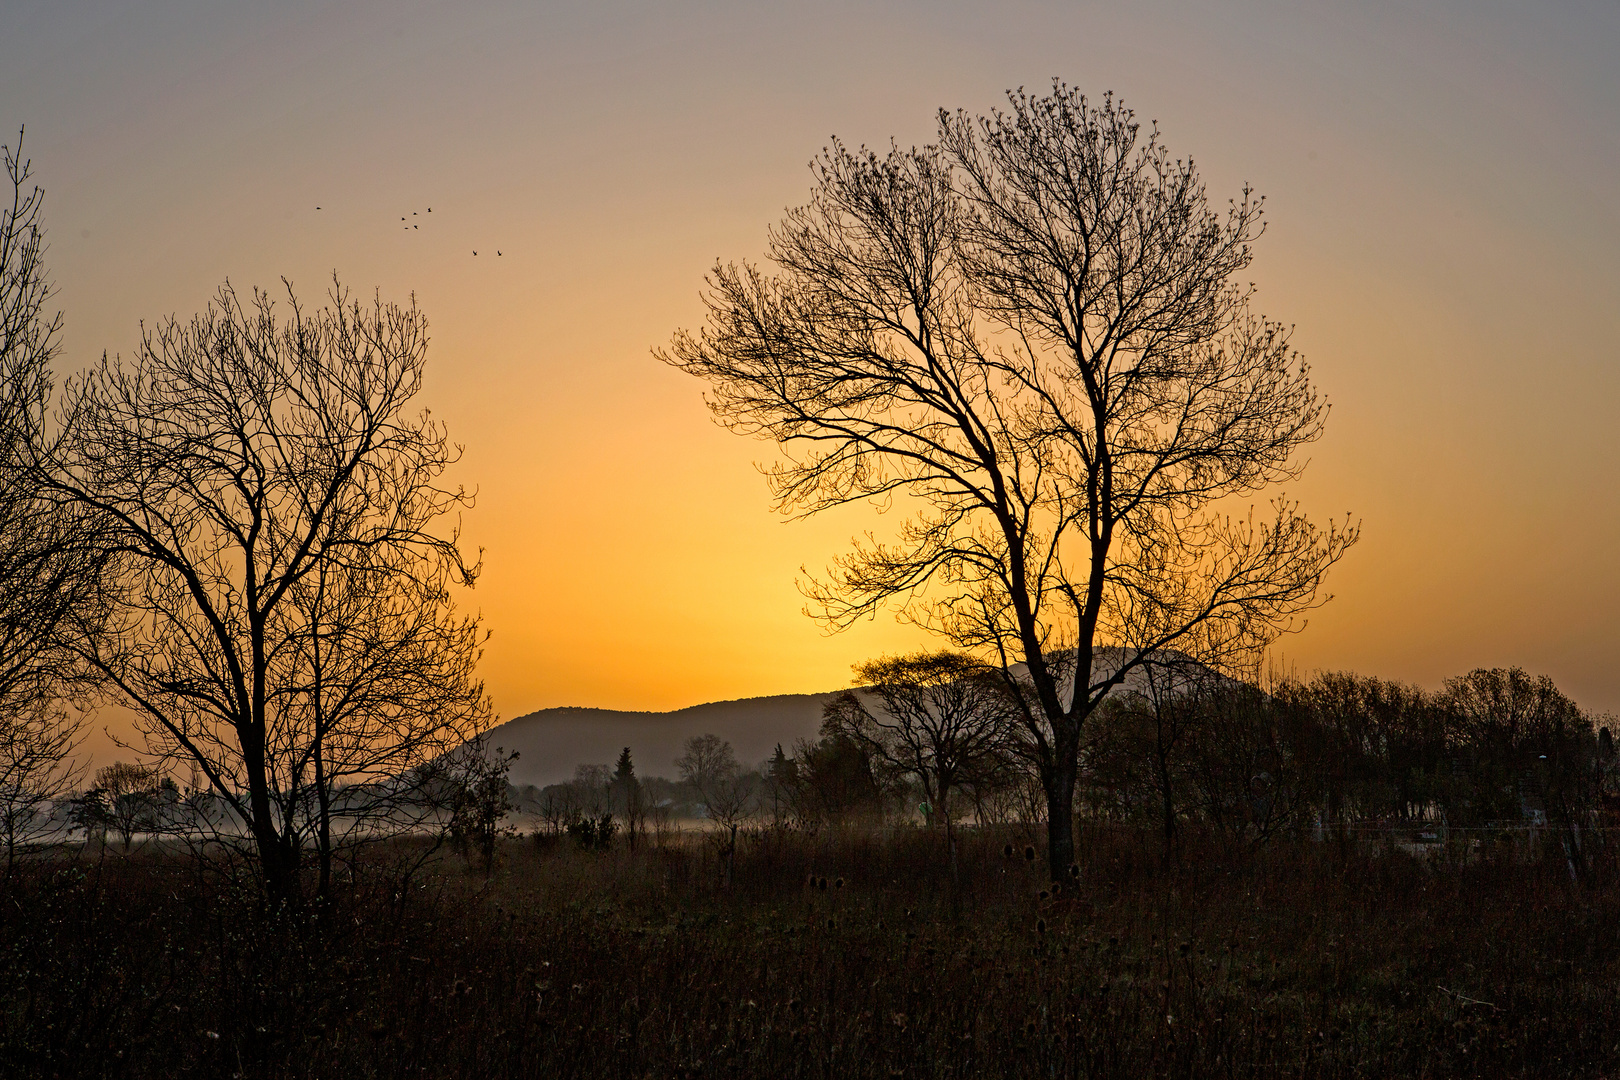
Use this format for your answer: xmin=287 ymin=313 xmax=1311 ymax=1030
xmin=663 ymin=83 xmax=1356 ymax=876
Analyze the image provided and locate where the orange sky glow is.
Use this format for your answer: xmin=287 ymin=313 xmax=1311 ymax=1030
xmin=4 ymin=1 xmax=1618 ymax=764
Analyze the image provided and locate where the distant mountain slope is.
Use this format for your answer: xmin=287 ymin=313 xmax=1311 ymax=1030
xmin=485 ymin=693 xmax=845 ymax=787
xmin=488 ymin=649 xmax=1234 ymax=788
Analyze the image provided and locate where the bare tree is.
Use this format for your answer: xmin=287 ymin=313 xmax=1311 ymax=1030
xmin=571 ymin=763 xmax=612 ymax=819
xmin=1130 ymin=649 xmax=1234 ymax=864
xmin=440 ymin=735 xmax=518 ymax=874
xmin=537 ymin=782 xmax=581 ymax=835
xmin=93 ymin=761 xmax=164 ymax=852
xmin=42 ymin=278 xmax=484 ymax=901
xmin=1179 ymin=677 xmax=1308 ymax=847
xmin=661 ymin=84 xmax=1356 ymax=878
xmin=677 ymin=733 xmax=751 ymax=885
xmin=0 ymin=699 xmax=81 ymax=873
xmin=824 ymin=650 xmax=1017 ymax=873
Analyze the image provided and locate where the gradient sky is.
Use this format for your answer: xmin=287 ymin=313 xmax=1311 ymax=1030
xmin=4 ymin=0 xmax=1618 ymax=761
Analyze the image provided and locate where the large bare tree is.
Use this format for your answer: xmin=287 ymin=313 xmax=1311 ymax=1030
xmin=661 ymin=84 xmax=1357 ymax=878
xmin=44 ymin=278 xmax=485 ymax=900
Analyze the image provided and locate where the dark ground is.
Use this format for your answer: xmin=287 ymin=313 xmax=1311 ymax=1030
xmin=3 ymin=826 xmax=1618 ymax=1078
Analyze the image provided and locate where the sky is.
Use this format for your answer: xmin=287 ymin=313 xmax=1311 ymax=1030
xmin=3 ymin=0 xmax=1618 ymax=760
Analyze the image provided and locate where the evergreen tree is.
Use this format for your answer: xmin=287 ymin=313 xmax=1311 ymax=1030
xmin=613 ymin=746 xmax=644 ymax=849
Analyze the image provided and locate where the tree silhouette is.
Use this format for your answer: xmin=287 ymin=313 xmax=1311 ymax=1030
xmin=677 ymin=733 xmax=749 ymax=885
xmin=91 ymin=760 xmax=165 ymax=852
xmin=612 ymin=746 xmax=645 ymax=849
xmin=278 ymin=541 xmax=491 ymax=898
xmin=662 ymin=83 xmax=1357 ymax=877
xmin=823 ymin=651 xmax=1017 ymax=832
xmin=43 ymin=277 xmax=484 ymax=901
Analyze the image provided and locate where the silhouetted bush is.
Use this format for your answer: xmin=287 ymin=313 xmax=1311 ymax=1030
xmin=566 ymin=813 xmax=617 ymax=852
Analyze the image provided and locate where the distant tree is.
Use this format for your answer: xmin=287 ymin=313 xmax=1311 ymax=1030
xmin=677 ymin=733 xmax=751 ymax=885
xmin=442 ymin=737 xmax=518 ymax=873
xmin=1133 ymin=652 xmax=1235 ymax=863
xmin=93 ymin=761 xmax=163 ymax=851
xmin=1300 ymin=673 xmax=1450 ymax=834
xmin=39 ymin=278 xmax=484 ymax=902
xmin=536 ymin=782 xmax=581 ymax=835
xmin=823 ymin=651 xmax=1018 ymax=861
xmin=566 ymin=812 xmax=617 ymax=852
xmin=67 ymin=785 xmax=108 ymax=845
xmin=793 ymin=733 xmax=885 ymax=826
xmin=1441 ymin=667 xmax=1599 ymax=877
xmin=571 ymin=763 xmax=612 ymax=818
xmin=764 ymin=743 xmax=799 ymax=826
xmin=612 ymin=746 xmax=645 ymax=849
xmin=1178 ymin=679 xmax=1311 ymax=846
xmin=661 ymin=84 xmax=1356 ymax=878
xmin=0 ymin=699 xmax=81 ymax=874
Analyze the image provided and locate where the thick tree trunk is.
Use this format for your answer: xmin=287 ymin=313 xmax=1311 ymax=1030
xmin=1045 ymin=756 xmax=1076 ymax=882
xmin=244 ymin=733 xmax=298 ymax=905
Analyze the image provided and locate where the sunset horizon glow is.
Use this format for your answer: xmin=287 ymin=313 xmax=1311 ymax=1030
xmin=4 ymin=0 xmax=1617 ymax=767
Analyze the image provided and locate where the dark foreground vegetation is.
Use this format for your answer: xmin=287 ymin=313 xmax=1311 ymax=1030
xmin=6 ymin=827 xmax=1620 ymax=1079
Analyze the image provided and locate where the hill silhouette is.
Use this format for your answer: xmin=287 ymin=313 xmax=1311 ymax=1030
xmin=486 ymin=648 xmax=1226 ymax=788
xmin=485 ymin=692 xmax=845 ymax=787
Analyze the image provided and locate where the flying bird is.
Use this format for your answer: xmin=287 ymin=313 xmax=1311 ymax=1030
xmin=315 ymin=206 xmax=322 ymax=210
xmin=472 ymin=251 xmax=477 ymax=256
xmin=497 ymin=250 xmax=502 ymax=256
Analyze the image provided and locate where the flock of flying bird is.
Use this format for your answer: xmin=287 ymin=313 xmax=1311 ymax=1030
xmin=312 ymin=204 xmax=501 ymax=256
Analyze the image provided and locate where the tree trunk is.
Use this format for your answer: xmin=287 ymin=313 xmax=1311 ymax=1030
xmin=1045 ymin=756 xmax=1076 ymax=882
xmin=244 ymin=732 xmax=298 ymax=905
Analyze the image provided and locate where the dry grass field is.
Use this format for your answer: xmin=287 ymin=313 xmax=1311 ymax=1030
xmin=4 ymin=826 xmax=1619 ymax=1079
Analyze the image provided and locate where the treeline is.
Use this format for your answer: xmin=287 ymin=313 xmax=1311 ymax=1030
xmin=1083 ymin=665 xmax=1612 ymax=853
xmin=525 ymin=660 xmax=1615 ymax=874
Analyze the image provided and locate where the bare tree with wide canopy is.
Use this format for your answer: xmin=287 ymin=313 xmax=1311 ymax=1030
xmin=661 ymin=84 xmax=1357 ymax=878
xmin=42 ymin=279 xmax=488 ymax=900
xmin=823 ymin=651 xmax=1018 ymax=830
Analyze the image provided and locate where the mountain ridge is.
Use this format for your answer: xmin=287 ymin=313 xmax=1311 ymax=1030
xmin=486 ymin=648 xmax=1227 ymax=788
xmin=485 ymin=691 xmax=847 ymax=788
